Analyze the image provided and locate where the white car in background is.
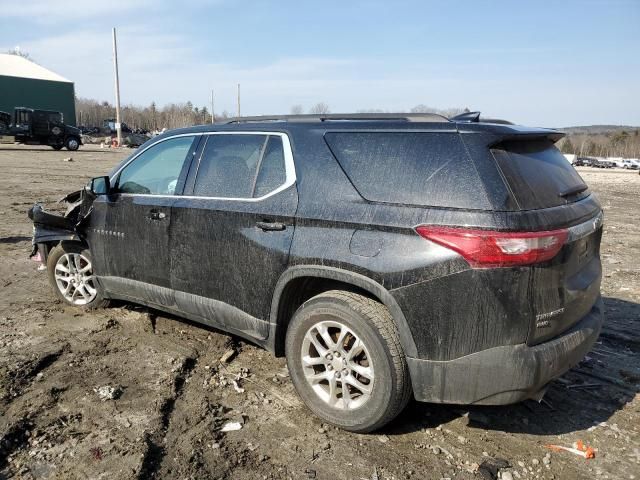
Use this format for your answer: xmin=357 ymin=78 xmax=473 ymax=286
xmin=621 ymin=159 xmax=639 ymax=170
xmin=608 ymin=157 xmax=624 ymax=168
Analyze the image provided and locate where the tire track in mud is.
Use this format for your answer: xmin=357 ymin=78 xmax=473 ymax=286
xmin=0 ymin=418 xmax=34 ymax=470
xmin=0 ymin=345 xmax=70 ymax=472
xmin=137 ymin=355 xmax=198 ymax=479
xmin=1 ymin=344 xmax=69 ymax=405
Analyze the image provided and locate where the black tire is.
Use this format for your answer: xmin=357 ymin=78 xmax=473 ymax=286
xmin=285 ymin=290 xmax=412 ymax=433
xmin=47 ymin=242 xmax=109 ymax=309
xmin=65 ymin=136 xmax=80 ymax=151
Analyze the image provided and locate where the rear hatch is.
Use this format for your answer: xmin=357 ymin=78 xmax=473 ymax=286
xmin=490 ymin=138 xmax=603 ymax=344
xmin=324 ymin=129 xmax=603 ymax=346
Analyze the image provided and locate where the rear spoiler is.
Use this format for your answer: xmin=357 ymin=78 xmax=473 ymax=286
xmin=488 ymin=130 xmax=565 ymax=146
xmin=451 ymin=111 xmax=564 ymax=144
xmin=450 ymin=111 xmax=514 ymax=125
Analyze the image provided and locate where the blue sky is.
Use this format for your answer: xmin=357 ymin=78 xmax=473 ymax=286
xmin=1 ymin=0 xmax=639 ymax=126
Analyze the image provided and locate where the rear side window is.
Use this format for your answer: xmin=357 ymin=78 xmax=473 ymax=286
xmin=324 ymin=132 xmax=491 ymax=209
xmin=253 ymin=136 xmax=286 ymax=198
xmin=491 ymin=139 xmax=589 ymax=210
xmin=193 ymin=134 xmax=287 ymax=199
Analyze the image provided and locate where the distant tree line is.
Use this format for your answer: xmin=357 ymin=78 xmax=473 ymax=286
xmin=559 ymin=130 xmax=640 ymax=158
xmin=75 ymin=97 xmax=232 ymax=131
xmin=76 ymin=97 xmax=473 ymax=131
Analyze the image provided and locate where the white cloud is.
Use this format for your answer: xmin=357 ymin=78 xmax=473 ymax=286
xmin=2 ymin=21 xmax=638 ymax=125
xmin=0 ymin=0 xmax=154 ymax=22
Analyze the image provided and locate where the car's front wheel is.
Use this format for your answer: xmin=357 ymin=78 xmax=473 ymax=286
xmin=47 ymin=242 xmax=108 ymax=309
xmin=65 ymin=137 xmax=80 ymax=151
xmin=285 ymin=290 xmax=412 ymax=433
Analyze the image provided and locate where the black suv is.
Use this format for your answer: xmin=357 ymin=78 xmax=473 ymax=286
xmin=29 ymin=113 xmax=604 ymax=432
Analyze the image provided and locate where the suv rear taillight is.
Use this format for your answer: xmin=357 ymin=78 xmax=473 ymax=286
xmin=415 ymin=226 xmax=568 ymax=268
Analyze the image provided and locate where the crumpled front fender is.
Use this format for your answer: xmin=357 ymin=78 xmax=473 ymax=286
xmin=28 ymin=188 xmax=96 ymax=258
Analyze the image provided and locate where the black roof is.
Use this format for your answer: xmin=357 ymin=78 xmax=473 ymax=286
xmin=157 ymin=112 xmax=563 ymax=142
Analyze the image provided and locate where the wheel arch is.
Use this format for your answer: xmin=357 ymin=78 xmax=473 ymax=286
xmin=268 ymin=265 xmax=417 ymax=358
xmin=32 ymin=231 xmax=85 ymax=262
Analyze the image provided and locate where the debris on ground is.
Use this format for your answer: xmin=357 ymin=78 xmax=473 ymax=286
xmin=62 ymin=157 xmax=73 ymax=162
xmin=476 ymin=457 xmax=510 ymax=480
xmin=219 ymin=349 xmax=236 ymax=363
xmin=545 ymin=440 xmax=596 ymax=459
xmin=93 ymin=385 xmax=122 ymax=401
xmin=231 ymin=379 xmax=245 ymax=393
xmin=220 ymin=421 xmax=243 ymax=432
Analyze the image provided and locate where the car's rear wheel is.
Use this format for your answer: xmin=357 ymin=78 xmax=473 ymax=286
xmin=285 ymin=290 xmax=411 ymax=433
xmin=47 ymin=243 xmax=108 ymax=309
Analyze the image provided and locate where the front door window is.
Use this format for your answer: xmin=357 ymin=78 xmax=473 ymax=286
xmin=116 ymin=136 xmax=196 ymax=195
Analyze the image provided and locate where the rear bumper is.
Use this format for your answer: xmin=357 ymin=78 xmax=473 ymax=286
xmin=407 ymin=297 xmax=604 ymax=405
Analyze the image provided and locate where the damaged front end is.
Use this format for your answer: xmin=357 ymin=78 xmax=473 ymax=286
xmin=28 ymin=188 xmax=96 ymax=265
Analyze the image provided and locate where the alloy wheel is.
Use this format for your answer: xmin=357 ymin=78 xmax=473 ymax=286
xmin=54 ymin=253 xmax=97 ymax=305
xmin=301 ymin=320 xmax=374 ymax=410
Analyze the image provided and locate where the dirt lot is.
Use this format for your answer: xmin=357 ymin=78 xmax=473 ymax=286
xmin=0 ymin=145 xmax=638 ymax=480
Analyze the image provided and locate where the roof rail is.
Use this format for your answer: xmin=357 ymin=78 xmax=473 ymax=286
xmin=224 ymin=113 xmax=451 ymax=124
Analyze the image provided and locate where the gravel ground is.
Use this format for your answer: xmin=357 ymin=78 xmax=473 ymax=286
xmin=0 ymin=145 xmax=638 ymax=480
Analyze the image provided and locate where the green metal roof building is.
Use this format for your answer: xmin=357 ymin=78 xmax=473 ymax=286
xmin=0 ymin=53 xmax=76 ymax=126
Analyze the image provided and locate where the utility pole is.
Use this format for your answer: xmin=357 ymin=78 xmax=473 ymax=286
xmin=237 ymin=83 xmax=241 ymax=118
xmin=211 ymin=89 xmax=215 ymax=123
xmin=112 ymin=27 xmax=122 ymax=147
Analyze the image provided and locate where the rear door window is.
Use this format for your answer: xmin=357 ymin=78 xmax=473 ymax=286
xmin=324 ymin=132 xmax=491 ymax=209
xmin=253 ymin=136 xmax=287 ymax=198
xmin=491 ymin=139 xmax=589 ymax=210
xmin=193 ymin=134 xmax=288 ymax=199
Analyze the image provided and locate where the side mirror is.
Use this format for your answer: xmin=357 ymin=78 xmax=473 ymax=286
xmin=89 ymin=176 xmax=110 ymax=195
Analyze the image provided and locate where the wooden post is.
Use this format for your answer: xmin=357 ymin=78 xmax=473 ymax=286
xmin=112 ymin=28 xmax=122 ymax=147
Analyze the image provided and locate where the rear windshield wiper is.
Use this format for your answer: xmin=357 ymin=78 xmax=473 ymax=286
xmin=559 ymin=184 xmax=588 ymax=198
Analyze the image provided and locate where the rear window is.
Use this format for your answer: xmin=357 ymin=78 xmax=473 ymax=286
xmin=193 ymin=134 xmax=288 ymax=199
xmin=324 ymin=132 xmax=491 ymax=209
xmin=491 ymin=139 xmax=589 ymax=210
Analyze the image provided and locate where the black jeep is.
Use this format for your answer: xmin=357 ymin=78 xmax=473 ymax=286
xmin=2 ymin=107 xmax=82 ymax=150
xmin=28 ymin=113 xmax=604 ymax=432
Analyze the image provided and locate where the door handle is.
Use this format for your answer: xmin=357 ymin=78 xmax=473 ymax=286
xmin=149 ymin=210 xmax=167 ymax=220
xmin=256 ymin=220 xmax=286 ymax=231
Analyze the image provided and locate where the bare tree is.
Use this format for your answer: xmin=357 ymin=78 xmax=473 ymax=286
xmin=410 ymin=104 xmax=466 ymax=117
xmin=309 ymin=102 xmax=330 ymax=114
xmin=409 ymin=104 xmax=433 ymax=113
xmin=290 ymin=104 xmax=304 ymax=115
xmin=5 ymin=47 xmax=34 ymax=62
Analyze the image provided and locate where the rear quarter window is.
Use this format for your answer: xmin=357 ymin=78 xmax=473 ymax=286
xmin=491 ymin=139 xmax=589 ymax=210
xmin=324 ymin=132 xmax=491 ymax=209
